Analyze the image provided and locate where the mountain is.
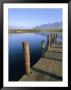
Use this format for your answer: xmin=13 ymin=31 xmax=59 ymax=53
xmin=34 ymin=22 xmax=62 ymax=30
xmin=9 ymin=22 xmax=62 ymax=30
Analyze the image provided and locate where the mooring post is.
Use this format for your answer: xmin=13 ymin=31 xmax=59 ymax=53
xmin=51 ymin=33 xmax=52 ymax=44
xmin=55 ymin=33 xmax=57 ymax=44
xmin=54 ymin=33 xmax=57 ymax=44
xmin=22 ymin=42 xmax=30 ymax=75
xmin=53 ymin=33 xmax=55 ymax=44
xmin=52 ymin=34 xmax=54 ymax=44
xmin=41 ymin=40 xmax=46 ymax=57
xmin=47 ymin=35 xmax=49 ymax=50
xmin=48 ymin=34 xmax=52 ymax=51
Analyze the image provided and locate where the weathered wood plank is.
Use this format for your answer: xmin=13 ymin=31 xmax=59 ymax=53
xmin=44 ymin=51 xmax=62 ymax=61
xmin=53 ymin=61 xmax=62 ymax=77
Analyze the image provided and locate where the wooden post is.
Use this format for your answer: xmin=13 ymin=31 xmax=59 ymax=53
xmin=48 ymin=34 xmax=52 ymax=51
xmin=51 ymin=33 xmax=52 ymax=44
xmin=54 ymin=33 xmax=57 ymax=44
xmin=55 ymin=33 xmax=57 ymax=44
xmin=52 ymin=34 xmax=54 ymax=44
xmin=50 ymin=34 xmax=52 ymax=47
xmin=47 ymin=35 xmax=49 ymax=50
xmin=22 ymin=42 xmax=30 ymax=75
xmin=41 ymin=40 xmax=46 ymax=57
xmin=53 ymin=33 xmax=55 ymax=44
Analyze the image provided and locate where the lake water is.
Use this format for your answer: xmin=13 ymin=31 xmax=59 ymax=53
xmin=9 ymin=33 xmax=62 ymax=81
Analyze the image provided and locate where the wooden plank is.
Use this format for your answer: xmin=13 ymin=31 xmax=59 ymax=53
xmin=44 ymin=51 xmax=62 ymax=61
xmin=33 ymin=58 xmax=55 ymax=73
xmin=52 ymin=44 xmax=62 ymax=48
xmin=53 ymin=61 xmax=62 ymax=77
xmin=48 ymin=46 xmax=62 ymax=52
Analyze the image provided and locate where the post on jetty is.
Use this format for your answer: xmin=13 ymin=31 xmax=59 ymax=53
xmin=41 ymin=40 xmax=46 ymax=57
xmin=22 ymin=42 xmax=30 ymax=75
xmin=54 ymin=33 xmax=57 ymax=44
xmin=51 ymin=34 xmax=54 ymax=44
xmin=48 ymin=34 xmax=52 ymax=51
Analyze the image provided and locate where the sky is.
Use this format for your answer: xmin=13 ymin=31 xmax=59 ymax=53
xmin=8 ymin=8 xmax=62 ymax=29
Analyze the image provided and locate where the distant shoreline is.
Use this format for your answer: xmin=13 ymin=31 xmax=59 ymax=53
xmin=9 ymin=29 xmax=62 ymax=33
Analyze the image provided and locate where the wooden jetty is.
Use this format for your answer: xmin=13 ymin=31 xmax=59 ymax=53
xmin=19 ymin=33 xmax=62 ymax=81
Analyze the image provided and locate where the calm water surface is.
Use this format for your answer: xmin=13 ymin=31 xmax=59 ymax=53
xmin=9 ymin=33 xmax=62 ymax=81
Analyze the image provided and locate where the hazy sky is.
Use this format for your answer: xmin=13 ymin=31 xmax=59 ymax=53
xmin=8 ymin=8 xmax=62 ymax=29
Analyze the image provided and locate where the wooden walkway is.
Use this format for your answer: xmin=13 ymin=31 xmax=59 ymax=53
xmin=19 ymin=44 xmax=62 ymax=81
